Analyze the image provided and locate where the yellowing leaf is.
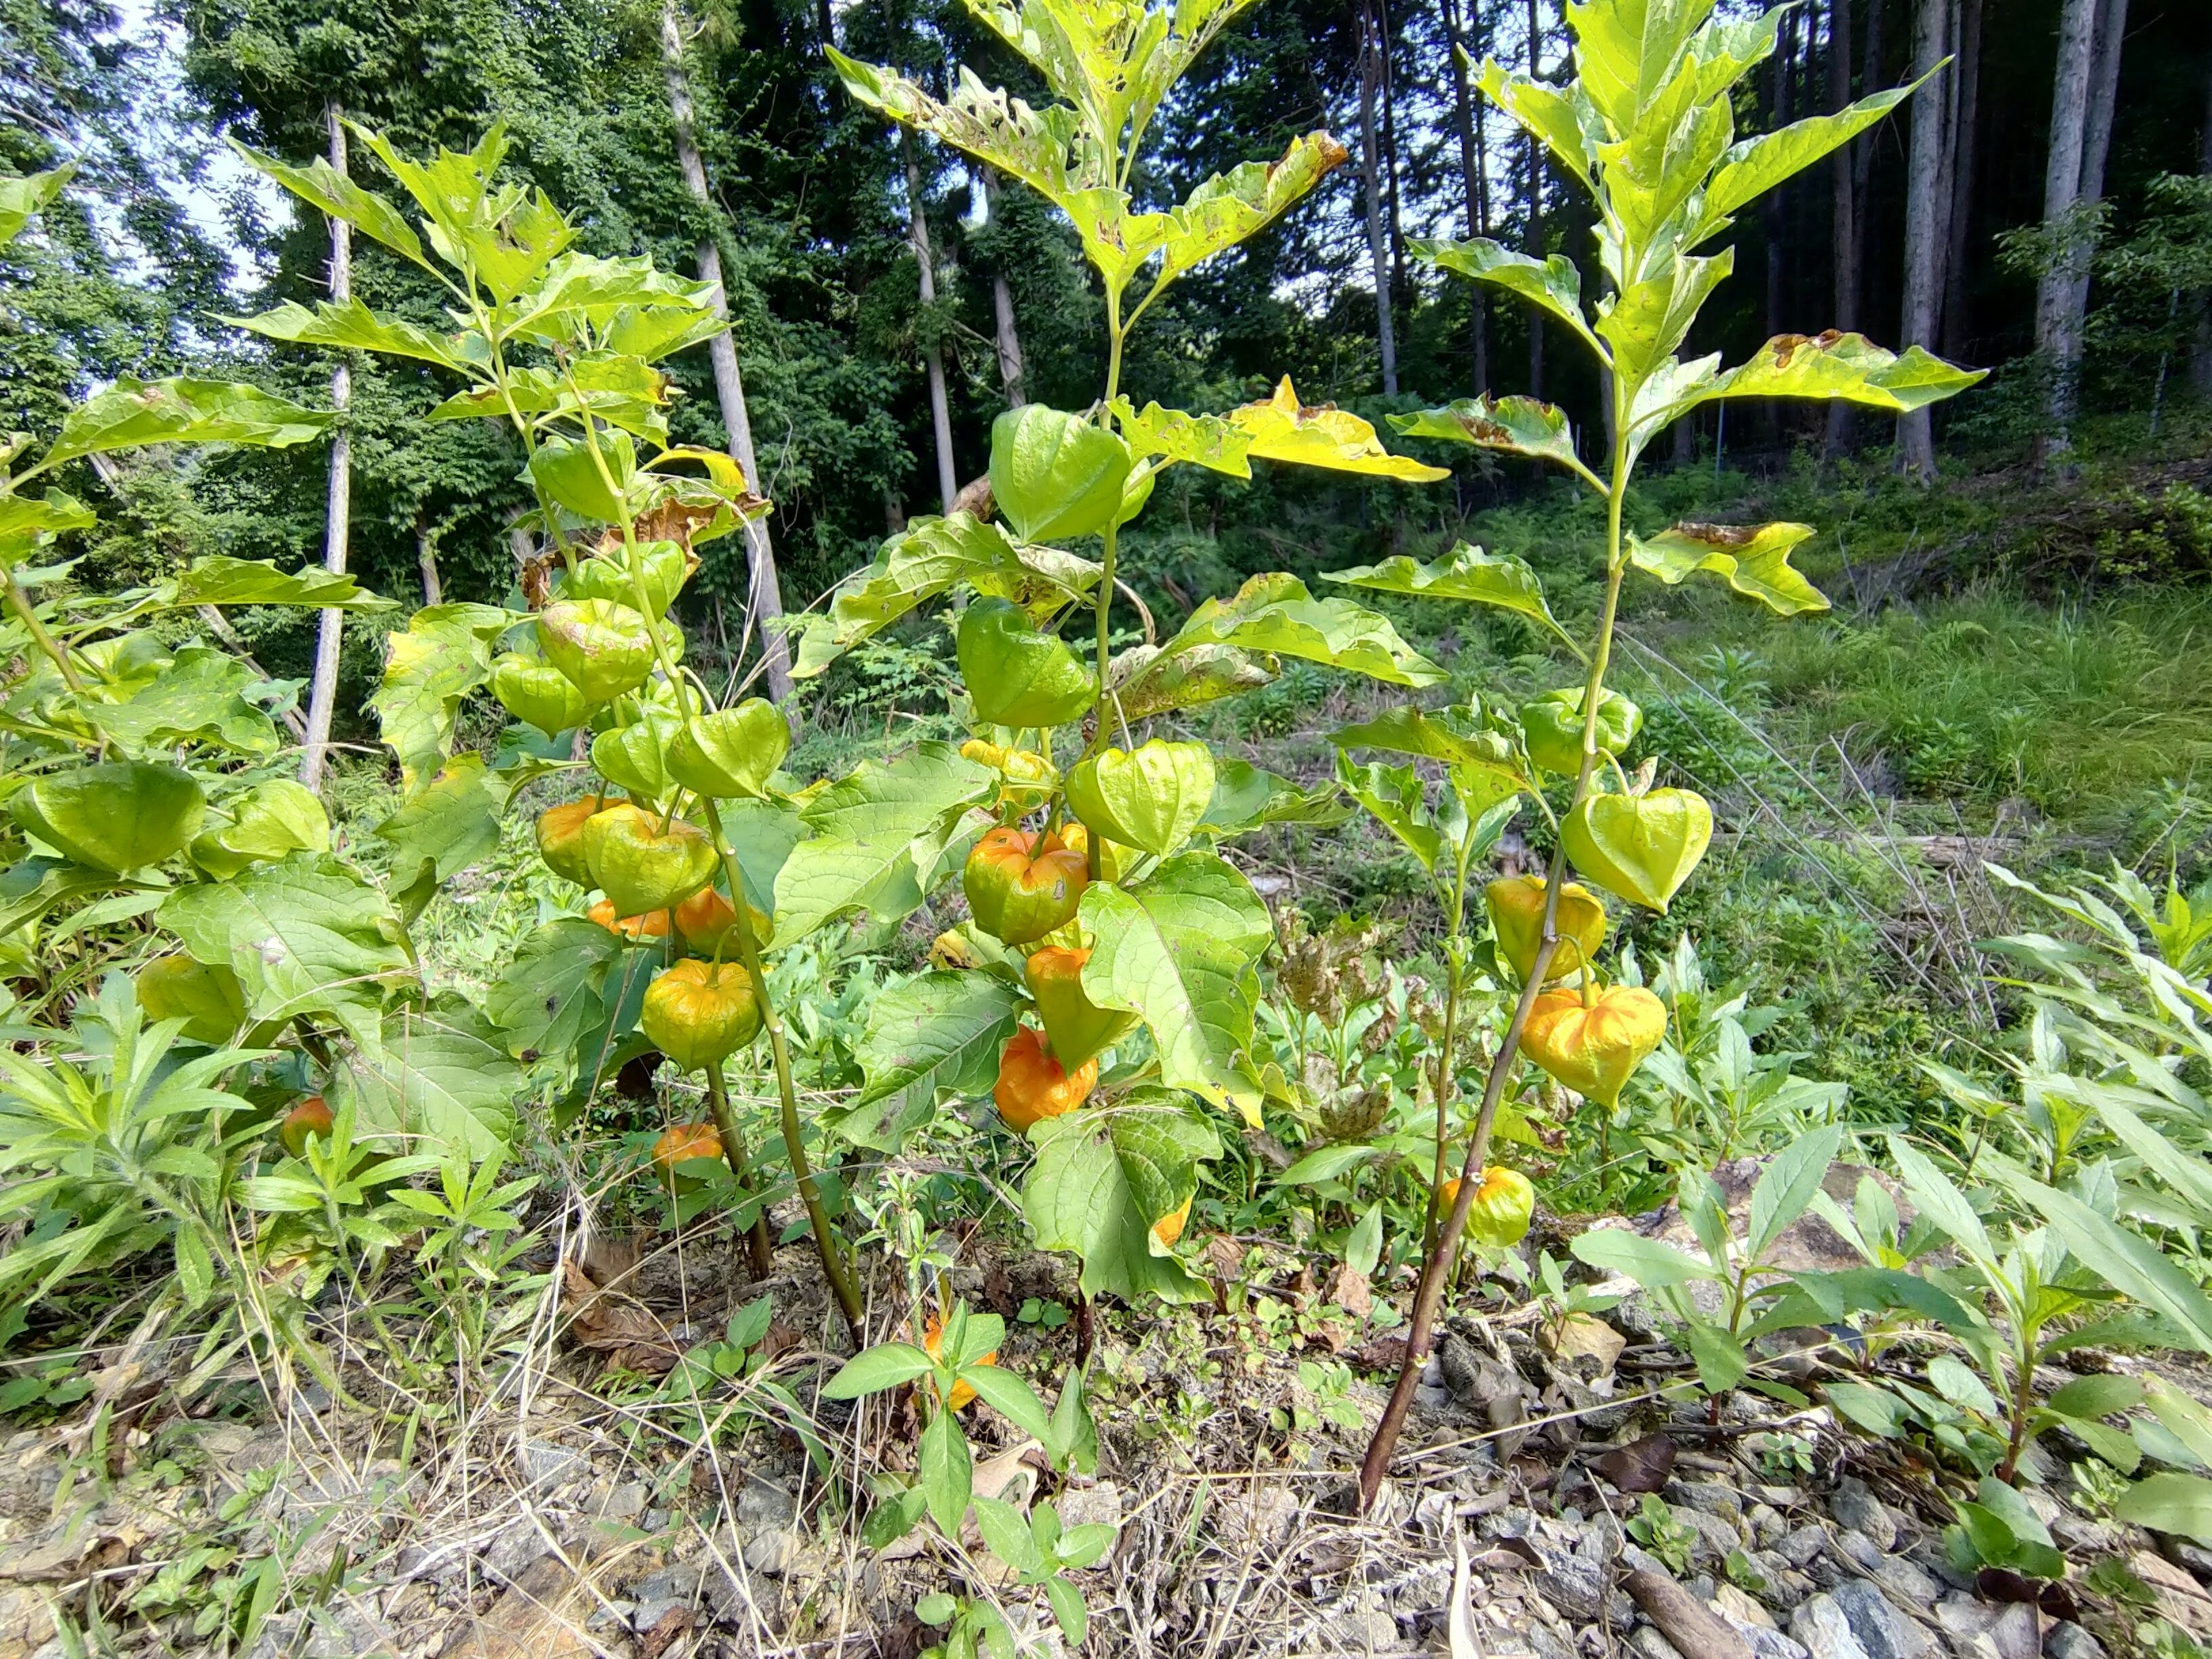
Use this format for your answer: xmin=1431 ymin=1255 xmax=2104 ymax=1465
xmin=1388 ymin=395 xmax=1592 ymax=482
xmin=1673 ymin=331 xmax=1987 ymax=416
xmin=1412 ymin=238 xmax=1601 ymax=356
xmin=1147 ymin=133 xmax=1348 ymax=293
xmin=1111 ymin=399 xmax=1252 ymax=477
xmin=1325 ymin=542 xmax=1577 ymax=651
xmin=1166 ymin=572 xmax=1445 ymax=687
xmin=1628 ymin=521 xmax=1830 ymax=616
xmin=1230 ymin=378 xmax=1448 ymax=483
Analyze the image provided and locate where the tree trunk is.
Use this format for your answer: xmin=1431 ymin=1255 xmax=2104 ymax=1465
xmin=1941 ymin=0 xmax=1982 ymax=361
xmin=1358 ymin=1 xmax=1399 ymax=396
xmin=660 ymin=0 xmax=793 ymax=702
xmin=298 ymin=101 xmax=350 ymax=792
xmin=1442 ymin=0 xmax=1490 ymax=389
xmin=1378 ymin=0 xmax=1407 ymax=316
xmin=2192 ymin=60 xmax=2212 ymax=400
xmin=1826 ymin=0 xmax=1858 ymax=455
xmin=2032 ymin=0 xmax=2100 ymax=465
xmin=1524 ymin=0 xmax=1546 ymax=397
xmin=1764 ymin=5 xmax=1794 ymax=342
xmin=903 ymin=131 xmax=960 ymax=512
xmin=981 ymin=169 xmax=1027 ymax=408
xmin=2056 ymin=0 xmax=2129 ymax=416
xmin=415 ymin=510 xmax=441 ymax=606
xmin=1894 ymin=0 xmax=1949 ymax=480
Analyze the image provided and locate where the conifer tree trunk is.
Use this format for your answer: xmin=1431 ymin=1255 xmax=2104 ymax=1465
xmin=1378 ymin=0 xmax=1407 ymax=316
xmin=1941 ymin=0 xmax=1982 ymax=361
xmin=1356 ymin=2 xmax=1399 ymax=396
xmin=904 ymin=131 xmax=960 ymax=510
xmin=299 ymin=101 xmax=350 ymax=791
xmin=2192 ymin=64 xmax=2212 ymax=400
xmin=2061 ymin=0 xmax=2128 ymax=384
xmin=982 ymin=168 xmax=1027 ymax=408
xmin=660 ymin=0 xmax=792 ymax=701
xmin=2032 ymin=0 xmax=2101 ymax=465
xmin=1523 ymin=0 xmax=1546 ymax=397
xmin=1895 ymin=0 xmax=1950 ymax=480
xmin=1826 ymin=0 xmax=1858 ymax=456
xmin=1441 ymin=0 xmax=1488 ymax=390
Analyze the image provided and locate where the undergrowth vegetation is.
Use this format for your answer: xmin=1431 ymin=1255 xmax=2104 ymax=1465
xmin=12 ymin=4 xmax=2212 ymax=1657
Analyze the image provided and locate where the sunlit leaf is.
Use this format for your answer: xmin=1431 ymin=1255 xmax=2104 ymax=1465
xmin=1164 ymin=572 xmax=1444 ymax=687
xmin=371 ymin=603 xmax=516 ymax=786
xmin=0 ymin=165 xmax=73 ymax=248
xmin=376 ymin=755 xmax=503 ymax=911
xmin=1230 ymin=378 xmax=1447 ymax=482
xmin=1107 ymin=641 xmax=1275 ymax=722
xmin=1024 ymin=1094 xmax=1219 ymax=1304
xmin=46 ymin=377 xmax=332 ymax=465
xmin=1325 ymin=542 xmax=1575 ymax=649
xmin=1411 ymin=238 xmax=1601 ymax=355
xmin=1147 ymin=132 xmax=1349 ymax=292
xmin=1109 ymin=399 xmax=1252 ymax=478
xmin=1598 ymin=251 xmax=1732 ymax=383
xmin=1388 ymin=395 xmax=1588 ymax=480
xmin=333 ymin=1003 xmax=518 ymax=1159
xmin=1660 ymin=331 xmax=1986 ymax=422
xmin=0 ymin=489 xmax=94 ymax=551
xmin=228 ymin=141 xmax=430 ymax=268
xmin=1474 ymin=62 xmax=1600 ymax=192
xmin=771 ymin=744 xmax=994 ymax=945
xmin=833 ymin=971 xmax=1021 ymax=1151
xmin=1695 ymin=78 xmax=1929 ymax=239
xmin=1077 ymin=854 xmax=1271 ymax=1122
xmin=145 ymin=556 xmax=393 ymax=612
xmin=1628 ymin=521 xmax=1830 ymax=616
xmin=75 ymin=645 xmax=279 ymax=756
xmin=229 ymin=298 xmax=469 ymax=370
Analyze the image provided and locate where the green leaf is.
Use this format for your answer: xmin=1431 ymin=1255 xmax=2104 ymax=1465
xmin=76 ymin=645 xmax=279 ymax=756
xmin=1685 ymin=1321 xmax=1749 ymax=1394
xmin=1823 ymin=1381 xmax=1908 ymax=1437
xmin=1044 ymin=1575 xmax=1089 ymax=1646
xmin=230 ymin=141 xmax=429 ymax=267
xmin=1324 ymin=543 xmax=1574 ymax=650
xmin=501 ymin=252 xmax=714 ymax=346
xmin=1568 ymin=1229 xmax=1713 ymax=1289
xmin=1076 ymin=854 xmax=1272 ymax=1122
xmin=371 ymin=603 xmax=515 ymax=787
xmin=1024 ymin=1097 xmax=1219 ymax=1304
xmin=1696 ymin=80 xmax=1927 ymax=238
xmin=1471 ymin=63 xmax=1598 ymax=193
xmin=1747 ymin=1124 xmax=1843 ymax=1260
xmin=1147 ymin=132 xmax=1349 ymax=292
xmin=1107 ymin=642 xmax=1274 ymax=721
xmin=0 ymin=164 xmax=73 ymax=247
xmin=375 ymin=755 xmax=502 ymax=910
xmin=1334 ymin=758 xmax=1446 ymax=873
xmin=332 ymin=1005 xmax=518 ymax=1160
xmin=1628 ymin=522 xmax=1830 ymax=616
xmin=990 ymin=406 xmax=1132 ymax=544
xmin=1331 ymin=704 xmax=1527 ymax=790
xmin=771 ymin=743 xmax=993 ymax=945
xmin=528 ymin=432 xmax=632 ymax=525
xmin=12 ymin=760 xmax=204 ymax=873
xmin=959 ymin=599 xmax=1096 ymax=728
xmin=146 ymin=556 xmax=393 ymax=612
xmin=1230 ymin=378 xmax=1449 ymax=482
xmin=2117 ymin=1474 xmax=2212 ymax=1545
xmin=974 ymin=1496 xmax=1045 ymax=1576
xmin=1198 ymin=759 xmax=1353 ymax=837
xmin=1110 ymin=400 xmax=1252 ymax=478
xmin=790 ymin=513 xmax=1097 ymax=680
xmin=1664 ymin=331 xmax=1986 ymax=419
xmin=1885 ymin=1138 xmax=1997 ymax=1264
xmin=1412 ymin=238 xmax=1600 ymax=355
xmin=823 ymin=1340 xmax=936 ymax=1398
xmin=45 ymin=377 xmax=332 ymax=464
xmin=229 ymin=298 xmax=468 ymax=370
xmin=1388 ymin=395 xmax=1589 ymax=479
xmin=919 ymin=1407 xmax=974 ymax=1540
xmin=158 ymin=855 xmax=410 ymax=1037
xmin=1987 ymin=1155 xmax=2212 ymax=1354
xmin=0 ymin=488 xmax=94 ymax=550
xmin=832 ymin=972 xmax=1020 ymax=1152
xmin=2049 ymin=1373 xmax=2146 ymax=1421
xmin=485 ymin=918 xmax=623 ymax=1063
xmin=1165 ymin=573 xmax=1444 ymax=687
xmin=1599 ymin=251 xmax=1733 ymax=385
xmin=963 ymin=1368 xmax=1056 ymax=1446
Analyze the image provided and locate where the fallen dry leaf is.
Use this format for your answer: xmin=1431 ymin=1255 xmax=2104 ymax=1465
xmin=560 ymin=1259 xmax=681 ymax=1375
xmin=1593 ymin=1431 xmax=1677 ymax=1494
xmin=1328 ymin=1262 xmax=1373 ymax=1319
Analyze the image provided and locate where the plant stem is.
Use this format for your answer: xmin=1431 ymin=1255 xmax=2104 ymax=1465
xmin=704 ymin=1063 xmax=774 ymax=1281
xmin=1359 ymin=415 xmax=1635 ymax=1514
xmin=3 ymin=563 xmax=84 ymax=693
xmin=1420 ymin=948 xmax=1465 ymax=1266
xmin=699 ymin=796 xmax=863 ymax=1340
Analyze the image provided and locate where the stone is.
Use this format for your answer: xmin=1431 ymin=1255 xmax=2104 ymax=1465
xmin=1631 ymin=1630 xmax=1687 ymax=1659
xmin=1738 ymin=1626 xmax=1813 ymax=1659
xmin=2044 ymin=1624 xmax=2106 ymax=1659
xmin=734 ymin=1476 xmax=797 ymax=1533
xmin=1867 ymin=1552 xmax=1944 ymax=1616
xmin=1791 ymin=1594 xmax=1873 ymax=1659
xmin=1682 ymin=1506 xmax=1748 ymax=1568
xmin=742 ymin=1528 xmax=802 ymax=1577
xmin=1715 ymin=1583 xmax=1777 ymax=1629
xmin=1832 ymin=1480 xmax=1900 ymax=1554
xmin=241 ymin=1603 xmax=398 ymax=1659
xmin=1751 ymin=1504 xmax=1787 ymax=1550
xmin=519 ymin=1440 xmax=586 ymax=1489
xmin=1417 ymin=1384 xmax=1455 ymax=1411
xmin=1672 ymin=1481 xmax=1745 ymax=1521
xmin=596 ymin=1480 xmax=649 ymax=1521
xmin=1831 ymin=1580 xmax=1933 ymax=1659
xmin=1055 ymin=1480 xmax=1123 ymax=1532
xmin=2132 ymin=1549 xmax=2212 ymax=1638
xmin=1781 ymin=1526 xmax=1832 ymax=1570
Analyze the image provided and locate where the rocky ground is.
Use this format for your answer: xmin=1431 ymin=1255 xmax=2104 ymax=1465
xmin=6 ymin=1211 xmax=2212 ymax=1659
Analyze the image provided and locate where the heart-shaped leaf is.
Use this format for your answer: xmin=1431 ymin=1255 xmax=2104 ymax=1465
xmin=1065 ymin=740 xmax=1215 ymax=858
xmin=1563 ymin=788 xmax=1713 ymax=911
xmin=12 ymin=761 xmax=206 ymax=873
xmin=990 ymin=406 xmax=1132 ymax=544
xmin=1022 ymin=1093 xmax=1220 ymax=1304
xmin=666 ymin=699 xmax=790 ymax=799
xmin=1628 ymin=521 xmax=1830 ymax=616
xmin=1521 ymin=687 xmax=1641 ymax=776
xmin=959 ymin=597 xmax=1097 ymax=728
xmin=538 ymin=598 xmax=656 ymax=703
xmin=491 ymin=652 xmax=593 ymax=738
xmin=591 ymin=706 xmax=681 ymax=801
